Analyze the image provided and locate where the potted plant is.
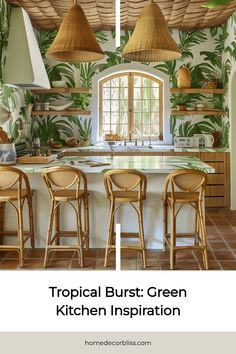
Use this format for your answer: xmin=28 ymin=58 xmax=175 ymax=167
xmin=173 ymin=94 xmax=189 ymax=111
xmin=33 ymin=94 xmax=44 ymax=111
xmin=46 ymin=65 xmax=66 ymax=88
xmin=71 ymin=93 xmax=90 ymax=110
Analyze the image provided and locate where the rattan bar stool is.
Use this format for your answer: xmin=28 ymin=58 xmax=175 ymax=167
xmin=163 ymin=169 xmax=208 ymax=270
xmin=104 ymin=169 xmax=147 ymax=268
xmin=42 ymin=166 xmax=89 ymax=267
xmin=0 ymin=166 xmax=34 ymax=267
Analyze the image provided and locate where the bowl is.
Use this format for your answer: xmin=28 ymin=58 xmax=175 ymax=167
xmin=52 ymin=142 xmax=63 ymax=149
xmin=196 ymin=103 xmax=206 ymax=110
xmin=52 ymin=80 xmax=66 ymax=88
xmin=66 ymin=137 xmax=80 ymax=147
xmin=50 ymin=101 xmax=73 ymax=111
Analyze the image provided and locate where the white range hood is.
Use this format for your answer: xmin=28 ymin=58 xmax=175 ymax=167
xmin=4 ymin=7 xmax=50 ymax=89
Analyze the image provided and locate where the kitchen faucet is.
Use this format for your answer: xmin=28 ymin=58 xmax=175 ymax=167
xmin=129 ymin=131 xmax=133 ymax=142
xmin=148 ymin=136 xmax=152 ymax=147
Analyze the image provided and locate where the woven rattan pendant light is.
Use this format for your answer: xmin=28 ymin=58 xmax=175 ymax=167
xmin=46 ymin=1 xmax=104 ymax=62
xmin=122 ymin=0 xmax=181 ymax=62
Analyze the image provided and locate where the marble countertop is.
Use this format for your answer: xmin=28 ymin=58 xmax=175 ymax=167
xmin=63 ymin=145 xmax=229 ymax=153
xmin=17 ymin=155 xmax=215 ymax=174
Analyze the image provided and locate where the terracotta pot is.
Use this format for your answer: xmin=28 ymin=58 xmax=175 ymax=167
xmin=202 ymin=80 xmax=216 ymax=89
xmin=177 ymin=105 xmax=186 ymax=111
xmin=176 ymin=65 xmax=191 ymax=88
xmin=212 ymin=131 xmax=221 ymax=147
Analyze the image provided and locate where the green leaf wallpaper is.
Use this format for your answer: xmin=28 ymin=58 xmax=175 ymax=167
xmin=0 ymin=0 xmax=235 ymax=148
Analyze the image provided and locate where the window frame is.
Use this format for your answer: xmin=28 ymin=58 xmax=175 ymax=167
xmin=99 ymin=71 xmax=163 ymax=140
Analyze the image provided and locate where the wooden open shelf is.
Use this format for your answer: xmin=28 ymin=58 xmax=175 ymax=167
xmin=170 ymin=88 xmax=225 ymax=94
xmin=171 ymin=110 xmax=225 ymax=116
xmin=31 ymin=87 xmax=91 ymax=94
xmin=31 ymin=110 xmax=91 ymax=116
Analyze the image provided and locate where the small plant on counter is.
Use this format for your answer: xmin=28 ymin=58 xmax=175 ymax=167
xmin=77 ymin=117 xmax=92 ymax=144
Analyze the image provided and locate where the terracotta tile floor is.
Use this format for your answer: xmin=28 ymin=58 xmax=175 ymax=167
xmin=0 ymin=208 xmax=236 ymax=270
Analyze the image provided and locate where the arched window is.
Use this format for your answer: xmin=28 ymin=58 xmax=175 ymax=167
xmin=99 ymin=72 xmax=163 ymax=140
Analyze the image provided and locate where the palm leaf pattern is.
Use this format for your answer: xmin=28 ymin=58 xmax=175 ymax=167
xmin=31 ymin=115 xmax=74 ymax=145
xmin=34 ymin=29 xmax=57 ymax=55
xmin=95 ymin=31 xmax=108 ymax=44
xmin=178 ymin=30 xmax=207 ymax=60
xmin=0 ymin=0 xmax=10 ymax=81
xmin=0 ymin=0 xmax=235 ymax=149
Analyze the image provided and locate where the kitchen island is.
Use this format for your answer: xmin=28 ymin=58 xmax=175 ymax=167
xmin=3 ymin=155 xmax=214 ymax=249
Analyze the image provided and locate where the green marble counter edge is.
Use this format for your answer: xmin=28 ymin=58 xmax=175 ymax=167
xmin=16 ymin=156 xmax=215 ymax=174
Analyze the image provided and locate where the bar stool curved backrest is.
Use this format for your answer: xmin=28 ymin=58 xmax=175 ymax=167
xmin=42 ymin=166 xmax=88 ymax=198
xmin=104 ymin=169 xmax=147 ymax=200
xmin=103 ymin=169 xmax=147 ymax=269
xmin=0 ymin=166 xmax=34 ymax=268
xmin=0 ymin=166 xmax=31 ymax=197
xmin=163 ymin=169 xmax=207 ymax=201
xmin=42 ymin=166 xmax=89 ymax=268
xmin=162 ymin=168 xmax=208 ymax=270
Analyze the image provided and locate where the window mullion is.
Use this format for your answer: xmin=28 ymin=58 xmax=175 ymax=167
xmin=128 ymin=73 xmax=133 ymax=136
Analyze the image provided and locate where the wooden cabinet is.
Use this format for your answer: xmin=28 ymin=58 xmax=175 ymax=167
xmin=199 ymin=152 xmax=230 ymax=207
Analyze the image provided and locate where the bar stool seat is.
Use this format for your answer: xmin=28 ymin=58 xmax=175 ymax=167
xmin=112 ymin=190 xmax=145 ymax=202
xmin=166 ymin=191 xmax=200 ymax=203
xmin=53 ymin=189 xmax=87 ymax=201
xmin=42 ymin=166 xmax=89 ymax=268
xmin=0 ymin=189 xmax=29 ymax=201
xmin=163 ymin=169 xmax=208 ymax=270
xmin=104 ymin=169 xmax=147 ymax=268
xmin=0 ymin=166 xmax=35 ymax=268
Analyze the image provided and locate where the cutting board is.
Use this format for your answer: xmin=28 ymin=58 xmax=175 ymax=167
xmin=17 ymin=155 xmax=56 ymax=164
xmin=0 ymin=128 xmax=9 ymax=143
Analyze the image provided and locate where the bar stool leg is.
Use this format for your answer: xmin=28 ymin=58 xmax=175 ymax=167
xmin=27 ymin=195 xmax=35 ymax=248
xmin=76 ymin=199 xmax=84 ymax=267
xmin=111 ymin=201 xmax=115 ymax=245
xmin=18 ymin=203 xmax=24 ymax=268
xmin=104 ymin=200 xmax=115 ymax=267
xmin=55 ymin=203 xmax=60 ymax=245
xmin=83 ymin=195 xmax=89 ymax=251
xmin=44 ymin=200 xmax=56 ymax=268
xmin=170 ymin=202 xmax=176 ymax=270
xmin=0 ymin=202 xmax=5 ymax=245
xmin=163 ymin=200 xmax=168 ymax=251
xmin=194 ymin=203 xmax=200 ymax=246
xmin=198 ymin=201 xmax=208 ymax=270
xmin=137 ymin=201 xmax=146 ymax=269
